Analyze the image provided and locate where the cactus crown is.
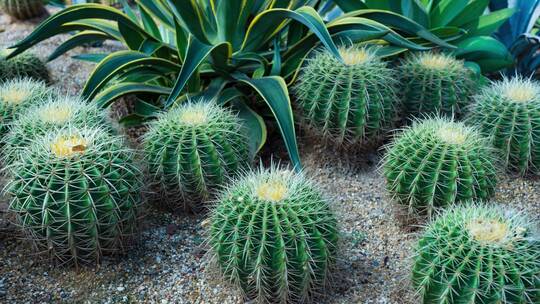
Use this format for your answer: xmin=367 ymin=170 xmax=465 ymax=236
xmin=50 ymin=135 xmax=88 ymax=158
xmin=413 ymin=52 xmax=466 ymax=72
xmin=492 ymin=76 xmax=540 ymax=103
xmin=0 ymin=78 xmax=47 ymax=105
xmin=413 ymin=204 xmax=539 ymax=303
xmin=338 ymin=46 xmax=375 ymax=65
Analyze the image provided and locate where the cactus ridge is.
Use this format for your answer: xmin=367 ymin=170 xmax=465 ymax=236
xmin=399 ymin=52 xmax=475 ymax=118
xmin=294 ymin=46 xmax=399 ymax=146
xmin=467 ymin=76 xmax=540 ymax=175
xmin=0 ymin=51 xmax=49 ymax=83
xmin=6 ymin=126 xmax=143 ymax=266
xmin=413 ymin=204 xmax=540 ymax=304
xmin=0 ymin=0 xmax=45 ymax=20
xmin=143 ymin=101 xmax=250 ymax=209
xmin=2 ymin=94 xmax=111 ymax=165
xmin=0 ymin=78 xmax=53 ymax=136
xmin=208 ymin=166 xmax=339 ymax=303
xmin=382 ymin=117 xmax=498 ymax=215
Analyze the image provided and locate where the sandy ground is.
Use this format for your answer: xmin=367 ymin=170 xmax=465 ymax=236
xmin=1 ymin=8 xmax=539 ymax=304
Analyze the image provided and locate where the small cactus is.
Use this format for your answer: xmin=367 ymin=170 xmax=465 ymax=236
xmin=0 ymin=0 xmax=46 ymax=20
xmin=294 ymin=46 xmax=399 ymax=146
xmin=2 ymin=95 xmax=111 ymax=165
xmin=6 ymin=126 xmax=143 ymax=266
xmin=382 ymin=117 xmax=497 ymax=215
xmin=0 ymin=78 xmax=52 ymax=136
xmin=208 ymin=166 xmax=339 ymax=303
xmin=143 ymin=101 xmax=250 ymax=210
xmin=412 ymin=204 xmax=539 ymax=304
xmin=399 ymin=52 xmax=475 ymax=118
xmin=0 ymin=50 xmax=50 ymax=83
xmin=467 ymin=77 xmax=540 ymax=175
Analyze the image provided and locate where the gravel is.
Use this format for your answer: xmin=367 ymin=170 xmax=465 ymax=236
xmin=1 ymin=9 xmax=539 ymax=304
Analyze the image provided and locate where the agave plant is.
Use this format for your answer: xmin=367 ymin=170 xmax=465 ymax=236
xmin=6 ymin=0 xmax=453 ymax=168
xmin=331 ymin=0 xmax=516 ymax=73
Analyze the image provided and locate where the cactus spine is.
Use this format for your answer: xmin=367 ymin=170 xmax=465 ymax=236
xmin=2 ymin=95 xmax=111 ymax=165
xmin=413 ymin=204 xmax=540 ymax=304
xmin=208 ymin=166 xmax=339 ymax=303
xmin=0 ymin=50 xmax=50 ymax=83
xmin=467 ymin=77 xmax=540 ymax=175
xmin=143 ymin=101 xmax=250 ymax=210
xmin=7 ymin=126 xmax=142 ymax=266
xmin=382 ymin=118 xmax=497 ymax=215
xmin=0 ymin=0 xmax=46 ymax=20
xmin=399 ymin=52 xmax=475 ymax=118
xmin=294 ymin=46 xmax=399 ymax=146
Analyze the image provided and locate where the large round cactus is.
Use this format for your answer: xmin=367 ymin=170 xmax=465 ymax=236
xmin=294 ymin=46 xmax=399 ymax=146
xmin=0 ymin=0 xmax=45 ymax=20
xmin=0 ymin=78 xmax=52 ymax=135
xmin=399 ymin=52 xmax=475 ymax=118
xmin=0 ymin=50 xmax=49 ymax=82
xmin=2 ymin=95 xmax=111 ymax=165
xmin=413 ymin=204 xmax=539 ymax=304
xmin=382 ymin=118 xmax=497 ymax=215
xmin=208 ymin=167 xmax=339 ymax=303
xmin=143 ymin=101 xmax=250 ymax=209
xmin=467 ymin=77 xmax=540 ymax=175
xmin=6 ymin=126 xmax=142 ymax=266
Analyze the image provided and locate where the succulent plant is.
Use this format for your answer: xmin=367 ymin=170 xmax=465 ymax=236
xmin=0 ymin=50 xmax=50 ymax=83
xmin=467 ymin=77 xmax=540 ymax=175
xmin=294 ymin=46 xmax=399 ymax=146
xmin=143 ymin=101 xmax=250 ymax=210
xmin=399 ymin=52 xmax=476 ymax=118
xmin=382 ymin=117 xmax=497 ymax=215
xmin=208 ymin=166 xmax=339 ymax=303
xmin=6 ymin=126 xmax=142 ymax=266
xmin=2 ymin=94 xmax=111 ymax=165
xmin=0 ymin=78 xmax=52 ymax=136
xmin=0 ymin=0 xmax=45 ymax=20
xmin=413 ymin=204 xmax=540 ymax=304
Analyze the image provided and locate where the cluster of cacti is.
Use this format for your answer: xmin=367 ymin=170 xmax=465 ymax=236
xmin=143 ymin=101 xmax=250 ymax=210
xmin=7 ymin=126 xmax=142 ymax=266
xmin=0 ymin=50 xmax=50 ymax=82
xmin=294 ymin=46 xmax=399 ymax=146
xmin=0 ymin=78 xmax=52 ymax=135
xmin=208 ymin=166 xmax=338 ymax=303
xmin=0 ymin=0 xmax=46 ymax=20
xmin=2 ymin=95 xmax=111 ymax=165
xmin=413 ymin=204 xmax=539 ymax=303
xmin=467 ymin=77 xmax=540 ymax=175
xmin=382 ymin=117 xmax=497 ymax=215
xmin=398 ymin=52 xmax=475 ymax=118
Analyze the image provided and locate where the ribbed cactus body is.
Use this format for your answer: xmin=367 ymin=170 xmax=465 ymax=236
xmin=413 ymin=205 xmax=540 ymax=304
xmin=383 ymin=118 xmax=497 ymax=214
xmin=0 ymin=78 xmax=52 ymax=136
xmin=399 ymin=52 xmax=475 ymax=118
xmin=2 ymin=95 xmax=111 ymax=165
xmin=294 ymin=46 xmax=398 ymax=145
xmin=0 ymin=51 xmax=49 ymax=82
xmin=467 ymin=77 xmax=540 ymax=175
xmin=143 ymin=102 xmax=250 ymax=209
xmin=7 ymin=127 xmax=142 ymax=266
xmin=0 ymin=0 xmax=45 ymax=19
xmin=209 ymin=167 xmax=338 ymax=303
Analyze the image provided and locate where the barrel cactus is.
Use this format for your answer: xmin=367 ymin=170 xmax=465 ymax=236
xmin=0 ymin=78 xmax=52 ymax=135
xmin=6 ymin=126 xmax=142 ymax=266
xmin=2 ymin=95 xmax=111 ymax=165
xmin=382 ymin=118 xmax=497 ymax=215
xmin=399 ymin=52 xmax=475 ymax=118
xmin=413 ymin=204 xmax=539 ymax=304
xmin=208 ymin=167 xmax=339 ymax=303
xmin=143 ymin=101 xmax=250 ymax=210
xmin=0 ymin=50 xmax=49 ymax=82
xmin=467 ymin=77 xmax=540 ymax=175
xmin=0 ymin=0 xmax=46 ymax=20
xmin=294 ymin=46 xmax=398 ymax=146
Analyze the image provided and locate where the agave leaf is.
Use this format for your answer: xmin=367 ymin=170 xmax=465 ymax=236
xmin=429 ymin=0 xmax=468 ymax=28
xmin=230 ymin=98 xmax=267 ymax=158
xmin=48 ymin=31 xmax=112 ymax=61
xmin=166 ymin=0 xmax=214 ymax=44
xmin=94 ymin=82 xmax=171 ymax=108
xmin=462 ymin=8 xmax=516 ymax=37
